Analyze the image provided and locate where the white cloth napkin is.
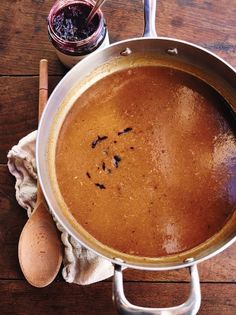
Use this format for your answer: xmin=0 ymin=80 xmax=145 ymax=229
xmin=7 ymin=131 xmax=114 ymax=285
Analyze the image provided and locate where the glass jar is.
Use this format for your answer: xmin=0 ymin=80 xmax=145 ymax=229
xmin=48 ymin=0 xmax=109 ymax=68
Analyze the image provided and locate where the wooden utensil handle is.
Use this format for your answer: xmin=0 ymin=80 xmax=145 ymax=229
xmin=39 ymin=59 xmax=48 ymax=119
xmin=37 ymin=59 xmax=48 ymax=204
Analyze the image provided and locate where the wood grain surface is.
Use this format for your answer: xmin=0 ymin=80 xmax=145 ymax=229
xmin=0 ymin=0 xmax=236 ymax=314
xmin=0 ymin=282 xmax=236 ymax=315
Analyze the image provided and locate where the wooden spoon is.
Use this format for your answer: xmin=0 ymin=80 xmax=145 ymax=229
xmin=18 ymin=59 xmax=63 ymax=288
xmin=86 ymin=0 xmax=107 ymax=25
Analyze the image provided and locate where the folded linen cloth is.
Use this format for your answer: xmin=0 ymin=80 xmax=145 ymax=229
xmin=7 ymin=131 xmax=114 ymax=285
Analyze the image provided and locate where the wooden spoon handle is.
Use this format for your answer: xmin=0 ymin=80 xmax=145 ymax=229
xmin=37 ymin=59 xmax=48 ymax=205
xmin=86 ymin=0 xmax=107 ymax=24
xmin=39 ymin=59 xmax=48 ymax=118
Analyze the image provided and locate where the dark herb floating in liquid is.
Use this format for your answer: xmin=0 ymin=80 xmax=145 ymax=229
xmin=91 ymin=135 xmax=108 ymax=148
xmin=101 ymin=161 xmax=112 ymax=174
xmin=52 ymin=4 xmax=99 ymax=41
xmin=113 ymin=155 xmax=122 ymax=168
xmin=95 ymin=183 xmax=106 ymax=189
xmin=86 ymin=172 xmax=91 ymax=179
xmin=118 ymin=127 xmax=133 ymax=136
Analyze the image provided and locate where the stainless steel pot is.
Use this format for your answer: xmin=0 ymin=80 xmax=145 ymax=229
xmin=37 ymin=1 xmax=236 ymax=314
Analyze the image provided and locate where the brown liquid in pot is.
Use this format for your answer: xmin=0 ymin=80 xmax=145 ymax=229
xmin=56 ymin=66 xmax=236 ymax=257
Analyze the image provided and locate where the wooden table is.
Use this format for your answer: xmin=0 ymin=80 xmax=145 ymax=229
xmin=0 ymin=1 xmax=236 ymax=314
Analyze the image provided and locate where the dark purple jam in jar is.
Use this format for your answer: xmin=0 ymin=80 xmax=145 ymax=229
xmin=48 ymin=0 xmax=109 ymax=68
xmin=52 ymin=4 xmax=99 ymax=41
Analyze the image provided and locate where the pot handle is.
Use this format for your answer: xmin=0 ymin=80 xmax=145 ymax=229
xmin=113 ymin=264 xmax=201 ymax=315
xmin=143 ymin=0 xmax=158 ymax=38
